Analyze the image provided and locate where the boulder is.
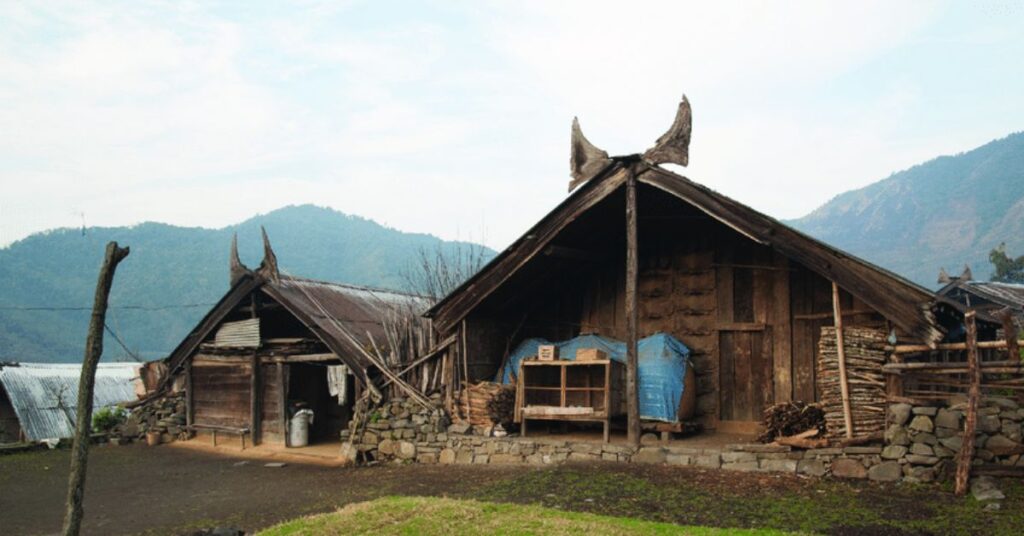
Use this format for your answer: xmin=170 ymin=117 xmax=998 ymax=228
xmin=980 ymin=415 xmax=1002 ymax=434
xmin=940 ymin=435 xmax=963 ymax=452
xmin=909 ymin=443 xmax=934 ymax=456
xmin=971 ymin=476 xmax=1006 ymax=501
xmin=912 ymin=406 xmax=938 ymax=416
xmin=885 ymin=424 xmax=910 ymax=446
xmin=935 ymin=408 xmax=962 ymax=430
xmin=797 ymin=459 xmax=826 ymax=477
xmin=439 ymin=448 xmax=456 ymax=464
xmin=881 ymin=445 xmax=907 ymax=460
xmin=889 ymin=403 xmax=912 ymax=426
xmin=377 ymin=439 xmax=396 ymax=456
xmin=640 ymin=433 xmax=661 ymax=446
xmin=397 ymin=441 xmax=417 ymax=460
xmin=632 ymin=447 xmax=667 ymax=464
xmin=831 ymin=458 xmax=867 ymax=479
xmin=909 ymin=415 xmax=934 ymax=433
xmin=447 ymin=422 xmax=472 ymax=435
xmin=868 ymin=461 xmax=902 ymax=482
xmin=985 ymin=435 xmax=1021 ymax=457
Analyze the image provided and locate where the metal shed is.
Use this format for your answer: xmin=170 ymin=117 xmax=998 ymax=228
xmin=0 ymin=362 xmax=141 ymax=442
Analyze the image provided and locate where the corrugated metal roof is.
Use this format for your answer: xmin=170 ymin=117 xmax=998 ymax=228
xmin=0 ymin=363 xmax=141 ymax=441
xmin=961 ymin=281 xmax=1024 ymax=309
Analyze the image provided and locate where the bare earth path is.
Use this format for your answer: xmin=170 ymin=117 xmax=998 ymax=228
xmin=1 ymin=444 xmax=1021 ymax=535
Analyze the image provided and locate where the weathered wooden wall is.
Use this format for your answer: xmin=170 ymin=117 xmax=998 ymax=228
xmin=192 ymin=360 xmax=251 ymax=429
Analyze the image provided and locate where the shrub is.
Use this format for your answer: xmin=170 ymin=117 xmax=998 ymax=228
xmin=92 ymin=406 xmax=128 ymax=433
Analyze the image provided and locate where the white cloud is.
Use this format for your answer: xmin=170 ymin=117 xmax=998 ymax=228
xmin=0 ymin=1 xmax=1021 ymax=253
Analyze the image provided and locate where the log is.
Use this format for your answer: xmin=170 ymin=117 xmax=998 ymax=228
xmin=625 ymin=168 xmax=640 ymax=447
xmin=955 ymin=310 xmax=980 ymax=497
xmin=62 ymin=242 xmax=130 ymax=536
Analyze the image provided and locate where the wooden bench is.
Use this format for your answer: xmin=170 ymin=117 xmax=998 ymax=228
xmin=187 ymin=424 xmax=251 ymax=450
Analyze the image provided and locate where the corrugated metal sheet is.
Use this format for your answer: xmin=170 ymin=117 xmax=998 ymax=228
xmin=214 ymin=318 xmax=260 ymax=348
xmin=0 ymin=363 xmax=141 ymax=441
xmin=962 ymin=281 xmax=1024 ymax=309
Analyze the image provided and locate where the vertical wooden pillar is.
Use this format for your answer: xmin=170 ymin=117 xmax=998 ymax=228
xmin=831 ymin=281 xmax=854 ymax=438
xmin=250 ymin=354 xmax=262 ymax=446
xmin=955 ymin=310 xmax=980 ymax=496
xmin=277 ymin=362 xmax=288 ymax=447
xmin=626 ymin=169 xmax=641 ymax=447
xmin=184 ymin=360 xmax=194 ymax=428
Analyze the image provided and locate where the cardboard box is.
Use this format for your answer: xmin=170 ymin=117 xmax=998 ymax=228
xmin=576 ymin=348 xmax=608 ymax=361
xmin=537 ymin=344 xmax=558 ymax=361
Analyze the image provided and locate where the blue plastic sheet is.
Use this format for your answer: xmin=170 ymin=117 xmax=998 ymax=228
xmin=497 ymin=332 xmax=691 ymax=423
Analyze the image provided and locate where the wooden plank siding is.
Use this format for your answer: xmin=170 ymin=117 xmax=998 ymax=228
xmin=192 ymin=361 xmax=252 ymax=429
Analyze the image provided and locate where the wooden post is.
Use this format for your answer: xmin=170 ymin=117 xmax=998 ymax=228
xmin=62 ymin=242 xmax=130 ymax=536
xmin=626 ymin=169 xmax=641 ymax=447
xmin=831 ymin=281 xmax=854 ymax=438
xmin=277 ymin=362 xmax=287 ymax=447
xmin=1001 ymin=310 xmax=1019 ymax=361
xmin=250 ymin=354 xmax=262 ymax=446
xmin=955 ymin=310 xmax=981 ymax=496
xmin=184 ymin=360 xmax=194 ymax=428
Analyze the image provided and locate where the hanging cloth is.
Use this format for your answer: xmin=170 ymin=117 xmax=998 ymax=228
xmin=327 ymin=365 xmax=349 ymax=404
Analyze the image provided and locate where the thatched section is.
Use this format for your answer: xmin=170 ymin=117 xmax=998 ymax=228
xmin=817 ymin=327 xmax=887 ymax=438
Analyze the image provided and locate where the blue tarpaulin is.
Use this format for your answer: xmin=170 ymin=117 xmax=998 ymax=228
xmin=497 ymin=333 xmax=691 ymax=423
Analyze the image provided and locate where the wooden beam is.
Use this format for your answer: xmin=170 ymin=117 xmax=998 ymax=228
xmin=832 ymin=281 xmax=854 ymax=439
xmin=249 ymin=354 xmax=262 ymax=446
xmin=955 ymin=310 xmax=980 ymax=496
xmin=625 ymin=168 xmax=641 ymax=447
xmin=889 ymin=339 xmax=1024 ymax=354
xmin=1002 ymin=310 xmax=1019 ymax=360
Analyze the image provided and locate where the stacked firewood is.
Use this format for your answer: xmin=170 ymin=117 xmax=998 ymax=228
xmin=487 ymin=385 xmax=517 ymax=428
xmin=817 ymin=327 xmax=888 ymax=439
xmin=458 ymin=382 xmax=503 ymax=427
xmin=757 ymin=401 xmax=825 ymax=443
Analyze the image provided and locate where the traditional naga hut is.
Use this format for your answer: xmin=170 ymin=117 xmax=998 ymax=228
xmin=154 ymin=230 xmax=429 ymax=448
xmin=425 ymin=95 xmax=990 ymax=446
xmin=937 ymin=266 xmax=1024 ymax=327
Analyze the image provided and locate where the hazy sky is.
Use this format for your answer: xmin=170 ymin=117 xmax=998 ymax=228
xmin=2 ymin=1 xmax=1023 ymax=250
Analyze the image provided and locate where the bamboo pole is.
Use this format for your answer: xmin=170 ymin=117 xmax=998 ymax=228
xmin=62 ymin=242 xmax=130 ymax=536
xmin=890 ymin=339 xmax=1024 ymax=354
xmin=955 ymin=310 xmax=980 ymax=496
xmin=831 ymin=281 xmax=854 ymax=439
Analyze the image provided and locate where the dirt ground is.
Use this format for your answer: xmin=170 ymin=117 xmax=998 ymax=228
xmin=1 ymin=443 xmax=1021 ymax=536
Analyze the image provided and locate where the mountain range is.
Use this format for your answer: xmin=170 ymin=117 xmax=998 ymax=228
xmin=0 ymin=205 xmax=493 ymax=362
xmin=2 ymin=131 xmax=1022 ymax=363
xmin=789 ymin=132 xmax=1024 ymax=287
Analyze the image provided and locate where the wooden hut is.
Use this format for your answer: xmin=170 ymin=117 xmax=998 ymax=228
xmin=158 ymin=231 xmax=427 ymax=447
xmin=425 ymin=96 xmax=969 ymax=441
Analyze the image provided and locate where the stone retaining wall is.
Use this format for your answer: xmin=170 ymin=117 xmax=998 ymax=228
xmin=108 ymin=392 xmax=188 ymax=445
xmin=343 ymin=395 xmax=1023 ymax=485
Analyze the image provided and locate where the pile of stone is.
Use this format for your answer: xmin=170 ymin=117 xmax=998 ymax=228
xmin=883 ymin=396 xmax=1023 ymax=483
xmin=341 ymin=392 xmax=450 ymax=463
xmin=108 ymin=392 xmax=188 ymax=445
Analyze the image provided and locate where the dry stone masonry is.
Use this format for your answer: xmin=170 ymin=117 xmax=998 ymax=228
xmin=345 ymin=395 xmax=1022 ymax=494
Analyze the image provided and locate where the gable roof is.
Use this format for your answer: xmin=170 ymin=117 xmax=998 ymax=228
xmin=938 ymin=280 xmax=1024 ymax=311
xmin=426 ymin=158 xmax=944 ymax=344
xmin=0 ymin=362 xmax=140 ymax=441
xmin=160 ymin=273 xmax=426 ymax=390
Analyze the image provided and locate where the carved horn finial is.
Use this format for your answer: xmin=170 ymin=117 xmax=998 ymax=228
xmin=569 ymin=117 xmax=611 ymax=192
xmin=643 ymin=94 xmax=692 ymax=167
xmin=229 ymin=233 xmax=250 ymax=286
xmin=258 ymin=226 xmax=280 ymax=282
xmin=937 ymin=267 xmax=952 ymax=284
xmin=960 ymin=265 xmax=973 ymax=282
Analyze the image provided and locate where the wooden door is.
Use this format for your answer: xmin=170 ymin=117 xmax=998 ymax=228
xmin=716 ymin=244 xmax=775 ymax=424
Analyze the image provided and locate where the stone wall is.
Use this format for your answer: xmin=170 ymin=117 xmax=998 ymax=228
xmin=108 ymin=392 xmax=188 ymax=445
xmin=883 ymin=396 xmax=1023 ymax=482
xmin=343 ymin=395 xmax=1023 ymax=487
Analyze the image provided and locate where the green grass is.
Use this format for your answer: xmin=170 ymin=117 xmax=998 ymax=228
xmin=257 ymin=496 xmax=794 ymax=536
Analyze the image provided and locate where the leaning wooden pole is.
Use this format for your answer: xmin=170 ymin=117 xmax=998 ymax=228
xmin=830 ymin=282 xmax=854 ymax=438
xmin=955 ymin=309 xmax=980 ymax=496
xmin=625 ymin=168 xmax=641 ymax=447
xmin=62 ymin=242 xmax=130 ymax=536
xmin=1001 ymin=310 xmax=1019 ymax=361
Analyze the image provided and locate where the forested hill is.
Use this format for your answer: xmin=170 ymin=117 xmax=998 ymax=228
xmin=0 ymin=205 xmax=493 ymax=363
xmin=790 ymin=132 xmax=1024 ymax=287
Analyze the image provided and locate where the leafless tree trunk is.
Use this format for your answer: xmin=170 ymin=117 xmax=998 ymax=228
xmin=62 ymin=242 xmax=129 ymax=536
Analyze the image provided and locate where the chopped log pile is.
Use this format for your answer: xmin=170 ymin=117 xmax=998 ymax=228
xmin=486 ymin=385 xmax=516 ymax=428
xmin=458 ymin=382 xmax=503 ymax=427
xmin=817 ymin=327 xmax=887 ymax=439
xmin=757 ymin=401 xmax=825 ymax=443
